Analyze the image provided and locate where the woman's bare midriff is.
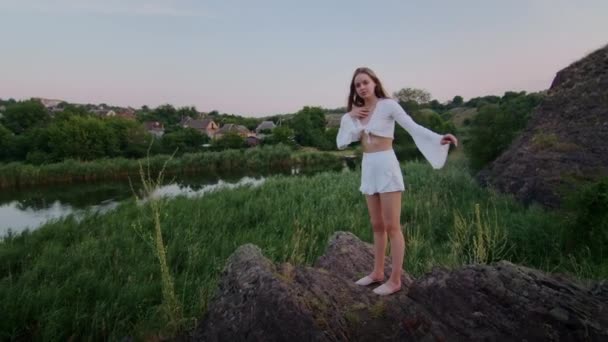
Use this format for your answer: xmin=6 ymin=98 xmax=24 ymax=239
xmin=361 ymin=132 xmax=393 ymax=153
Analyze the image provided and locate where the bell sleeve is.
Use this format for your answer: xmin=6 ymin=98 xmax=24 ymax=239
xmin=390 ymin=100 xmax=449 ymax=169
xmin=336 ymin=113 xmax=363 ymax=150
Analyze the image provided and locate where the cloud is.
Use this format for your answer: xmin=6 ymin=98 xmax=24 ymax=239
xmin=0 ymin=0 xmax=212 ymax=18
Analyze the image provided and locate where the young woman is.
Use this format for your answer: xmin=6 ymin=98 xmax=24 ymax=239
xmin=336 ymin=67 xmax=458 ymax=295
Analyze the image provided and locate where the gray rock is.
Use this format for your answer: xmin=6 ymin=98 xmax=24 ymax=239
xmin=477 ymin=43 xmax=608 ymax=207
xmin=185 ymin=232 xmax=608 ymax=341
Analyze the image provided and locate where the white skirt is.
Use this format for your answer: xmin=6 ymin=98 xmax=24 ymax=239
xmin=359 ymin=149 xmax=405 ymax=195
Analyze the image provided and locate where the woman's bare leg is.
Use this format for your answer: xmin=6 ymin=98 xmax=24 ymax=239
xmin=376 ymin=191 xmax=404 ymax=293
xmin=365 ymin=194 xmax=386 ymax=280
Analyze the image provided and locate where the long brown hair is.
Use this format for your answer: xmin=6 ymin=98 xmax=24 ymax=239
xmin=347 ymin=67 xmax=389 ymax=111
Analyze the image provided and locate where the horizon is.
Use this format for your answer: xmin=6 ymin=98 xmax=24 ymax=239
xmin=1 ymin=0 xmax=607 ymax=117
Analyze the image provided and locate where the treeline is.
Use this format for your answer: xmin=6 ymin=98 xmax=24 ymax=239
xmin=387 ymin=88 xmax=545 ymax=170
xmin=0 ymin=101 xmax=290 ymax=164
xmin=0 ymin=89 xmax=545 ymax=168
xmin=0 ymin=101 xmax=153 ymax=164
xmin=463 ymin=91 xmax=544 ymax=170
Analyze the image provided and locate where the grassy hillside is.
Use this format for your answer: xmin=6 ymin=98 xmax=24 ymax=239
xmin=1 ymin=158 xmax=603 ymax=340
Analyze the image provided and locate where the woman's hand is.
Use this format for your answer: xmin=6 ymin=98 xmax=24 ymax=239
xmin=349 ymin=105 xmax=370 ymax=119
xmin=440 ymin=133 xmax=458 ymax=147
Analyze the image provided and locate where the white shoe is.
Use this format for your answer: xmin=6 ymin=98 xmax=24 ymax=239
xmin=373 ymin=283 xmax=401 ymax=295
xmin=355 ymin=275 xmax=383 ymax=286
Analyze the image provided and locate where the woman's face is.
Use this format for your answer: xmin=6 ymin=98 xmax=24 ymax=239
xmin=354 ymin=73 xmax=376 ymax=100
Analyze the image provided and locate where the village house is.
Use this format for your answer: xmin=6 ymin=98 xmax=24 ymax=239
xmin=180 ymin=117 xmax=219 ymax=138
xmin=116 ymin=108 xmax=137 ymax=120
xmin=31 ymin=97 xmax=67 ymax=114
xmin=214 ymin=123 xmax=253 ymax=139
xmin=31 ymin=97 xmax=64 ymax=109
xmin=143 ymin=121 xmax=165 ymax=138
xmin=255 ymin=120 xmax=276 ymax=137
xmin=246 ymin=135 xmax=261 ymax=147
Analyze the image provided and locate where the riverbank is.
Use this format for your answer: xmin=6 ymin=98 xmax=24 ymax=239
xmin=0 ymin=144 xmax=344 ymax=189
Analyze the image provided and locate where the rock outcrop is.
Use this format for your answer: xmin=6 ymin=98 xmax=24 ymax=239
xmin=187 ymin=232 xmax=607 ymax=341
xmin=477 ymin=44 xmax=608 ymax=207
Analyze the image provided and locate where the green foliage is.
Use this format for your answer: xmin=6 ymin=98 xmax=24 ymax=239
xmin=263 ymin=126 xmax=295 ymax=146
xmin=429 ymin=99 xmax=444 ymax=112
xmin=0 ymin=144 xmax=315 ymax=189
xmin=107 ymin=118 xmax=154 ymax=158
xmin=465 ymin=92 xmax=543 ymax=171
xmin=392 ymin=87 xmax=431 ymax=104
xmin=208 ymin=112 xmax=260 ymax=131
xmin=464 ymin=95 xmax=500 ymax=108
xmin=53 ymin=104 xmax=91 ymax=120
xmin=288 ymin=106 xmax=331 ymax=149
xmin=214 ymin=132 xmax=245 ymax=150
xmin=139 ymin=104 xmax=200 ymax=130
xmin=393 ymin=106 xmax=455 ymax=161
xmin=46 ymin=116 xmax=120 ymax=161
xmin=148 ymin=104 xmax=179 ymax=125
xmin=561 ymin=177 xmax=608 ymax=259
xmin=1 ymin=159 xmax=604 ymax=340
xmin=161 ymin=128 xmax=209 ymax=155
xmin=1 ymin=100 xmax=48 ymax=134
xmin=322 ymin=128 xmax=339 ymax=151
xmin=0 ymin=123 xmax=12 ymax=160
xmin=452 ymin=95 xmax=464 ymax=106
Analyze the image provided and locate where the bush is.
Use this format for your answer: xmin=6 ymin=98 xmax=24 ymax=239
xmin=465 ymin=92 xmax=543 ymax=171
xmin=561 ymin=177 xmax=608 ymax=259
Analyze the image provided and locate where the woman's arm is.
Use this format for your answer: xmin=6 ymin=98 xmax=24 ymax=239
xmin=389 ymin=100 xmax=452 ymax=169
xmin=336 ymin=112 xmax=363 ymax=150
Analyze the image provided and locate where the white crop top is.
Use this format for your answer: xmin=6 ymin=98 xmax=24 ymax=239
xmin=336 ymin=98 xmax=449 ymax=169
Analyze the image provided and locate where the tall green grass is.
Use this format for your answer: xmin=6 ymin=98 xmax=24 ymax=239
xmin=0 ymin=144 xmax=344 ymax=189
xmin=0 ymin=159 xmax=604 ymax=340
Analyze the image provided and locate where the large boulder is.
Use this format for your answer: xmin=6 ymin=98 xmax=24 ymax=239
xmin=477 ymin=44 xmax=608 ymax=207
xmin=187 ymin=232 xmax=607 ymax=341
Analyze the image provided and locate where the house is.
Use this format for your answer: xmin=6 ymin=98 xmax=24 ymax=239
xmin=246 ymin=136 xmax=261 ymax=147
xmin=214 ymin=124 xmax=253 ymax=139
xmin=180 ymin=117 xmax=219 ymax=138
xmin=255 ymin=120 xmax=276 ymax=134
xmin=31 ymin=97 xmax=64 ymax=109
xmin=324 ymin=114 xmax=342 ymax=129
xmin=116 ymin=108 xmax=137 ymax=120
xmin=144 ymin=121 xmax=165 ymax=138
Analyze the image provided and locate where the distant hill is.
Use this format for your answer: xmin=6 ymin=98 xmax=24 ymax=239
xmin=448 ymin=107 xmax=478 ymax=129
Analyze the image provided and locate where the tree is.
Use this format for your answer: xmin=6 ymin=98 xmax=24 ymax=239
xmin=452 ymin=96 xmax=464 ymax=106
xmin=162 ymin=128 xmax=209 ymax=154
xmin=176 ymin=106 xmax=199 ymax=120
xmin=46 ymin=116 xmax=119 ymax=161
xmin=429 ymin=100 xmax=444 ymax=111
xmin=54 ymin=104 xmax=91 ymax=121
xmin=1 ymin=100 xmax=48 ymax=134
xmin=392 ymin=88 xmax=432 ymax=104
xmin=0 ymin=123 xmax=13 ymax=160
xmin=288 ymin=106 xmax=328 ymax=148
xmin=214 ymin=132 xmax=245 ymax=150
xmin=322 ymin=128 xmax=339 ymax=150
xmin=138 ymin=104 xmax=180 ymax=127
xmin=263 ymin=126 xmax=295 ymax=146
xmin=106 ymin=117 xmax=153 ymax=158
xmin=465 ymin=95 xmax=500 ymax=108
xmin=209 ymin=112 xmax=260 ymax=131
xmin=464 ymin=92 xmax=542 ymax=171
